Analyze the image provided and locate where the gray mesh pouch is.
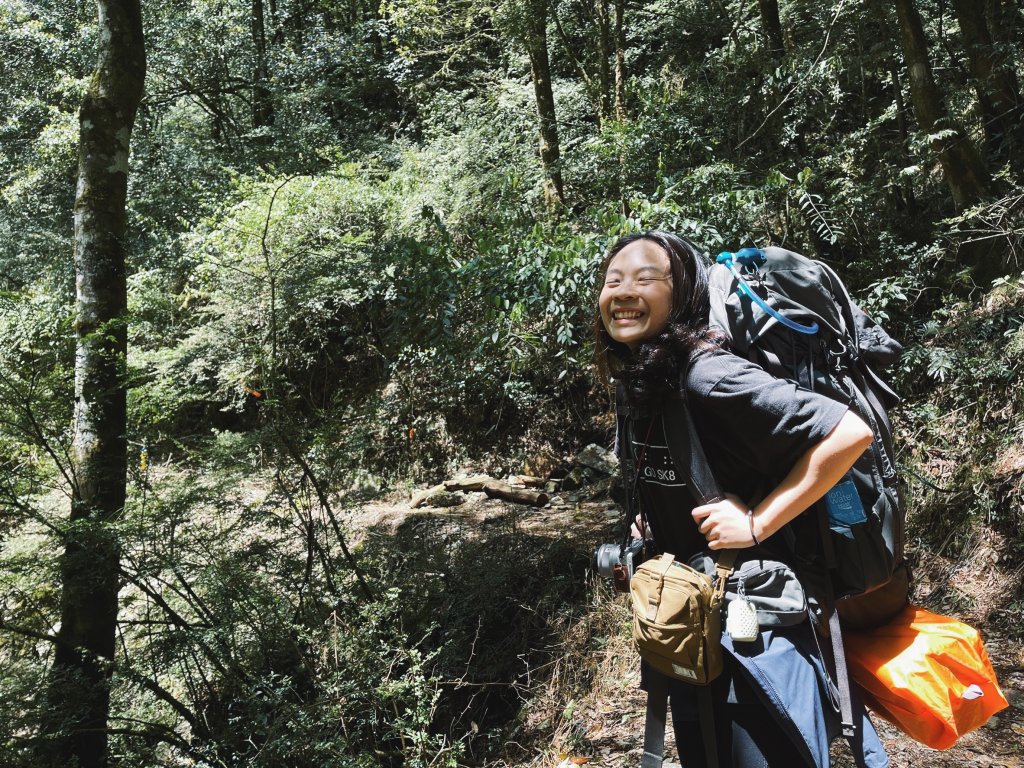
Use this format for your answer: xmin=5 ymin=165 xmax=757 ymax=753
xmin=688 ymin=554 xmax=807 ymax=627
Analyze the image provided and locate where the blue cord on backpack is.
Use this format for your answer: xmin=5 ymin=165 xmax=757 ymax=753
xmin=717 ymin=249 xmax=820 ymax=335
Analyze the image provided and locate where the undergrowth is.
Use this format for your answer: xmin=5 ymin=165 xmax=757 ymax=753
xmin=898 ymin=276 xmax=1024 ymax=558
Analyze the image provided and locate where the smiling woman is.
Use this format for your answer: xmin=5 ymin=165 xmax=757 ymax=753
xmin=593 ymin=230 xmax=885 ymax=768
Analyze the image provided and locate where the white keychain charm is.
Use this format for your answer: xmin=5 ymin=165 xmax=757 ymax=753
xmin=726 ymin=581 xmax=760 ymax=642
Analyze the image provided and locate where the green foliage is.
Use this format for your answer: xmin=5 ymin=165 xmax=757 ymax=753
xmin=128 ymin=156 xmax=611 ymax=477
xmin=0 ymin=2 xmax=91 ymax=290
xmin=77 ymin=458 xmax=465 ymax=768
xmin=3 ymin=0 xmax=1024 ymax=764
xmin=897 ymin=277 xmax=1024 ymax=551
xmin=0 ymin=291 xmax=75 ymax=532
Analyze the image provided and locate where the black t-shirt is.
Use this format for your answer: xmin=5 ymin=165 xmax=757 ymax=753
xmin=627 ymin=414 xmax=704 ymax=558
xmin=626 ymin=347 xmax=848 ymax=560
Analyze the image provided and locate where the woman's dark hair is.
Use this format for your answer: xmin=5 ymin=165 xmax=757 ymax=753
xmin=594 ymin=230 xmax=724 ymax=404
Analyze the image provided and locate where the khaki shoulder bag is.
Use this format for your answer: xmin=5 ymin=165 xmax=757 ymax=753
xmin=631 ymin=550 xmax=737 ymax=684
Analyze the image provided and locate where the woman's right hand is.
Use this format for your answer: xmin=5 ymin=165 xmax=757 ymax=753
xmin=692 ymin=493 xmax=758 ymax=549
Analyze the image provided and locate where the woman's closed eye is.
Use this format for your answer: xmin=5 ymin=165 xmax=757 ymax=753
xmin=604 ymin=275 xmax=668 ymax=288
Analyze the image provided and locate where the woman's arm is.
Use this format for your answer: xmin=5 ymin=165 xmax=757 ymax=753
xmin=692 ymin=410 xmax=874 ymax=549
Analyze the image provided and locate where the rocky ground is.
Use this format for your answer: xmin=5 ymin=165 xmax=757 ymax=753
xmin=344 ymin=454 xmax=1024 ymax=768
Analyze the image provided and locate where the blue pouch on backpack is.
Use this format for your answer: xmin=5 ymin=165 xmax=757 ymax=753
xmin=824 ymin=475 xmax=867 ymax=538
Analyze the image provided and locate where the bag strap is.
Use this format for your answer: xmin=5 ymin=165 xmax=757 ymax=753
xmin=830 ymin=608 xmax=856 ymax=737
xmin=712 ymin=550 xmax=738 ymax=599
xmin=641 ymin=671 xmax=669 ymax=768
xmin=660 ymin=393 xmax=739 ymax=587
xmin=639 ymin=390 xmax=734 ymax=767
xmin=643 ymin=671 xmax=721 ymax=768
xmin=812 ymin=500 xmax=857 ymax=738
xmin=661 ymin=391 xmax=721 ymax=506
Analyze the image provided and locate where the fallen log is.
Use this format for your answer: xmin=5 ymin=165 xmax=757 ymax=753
xmin=410 ymin=484 xmax=446 ymax=508
xmin=443 ymin=474 xmax=494 ymax=492
xmin=514 ymin=474 xmax=546 ymax=488
xmin=483 ymin=480 xmax=549 ymax=507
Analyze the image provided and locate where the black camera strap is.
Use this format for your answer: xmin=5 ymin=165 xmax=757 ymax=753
xmin=652 ymin=395 xmax=726 ymax=768
xmin=615 ymin=384 xmax=655 ymax=550
xmin=616 ymin=382 xmax=732 ymax=768
xmin=629 ymin=416 xmax=656 ymax=541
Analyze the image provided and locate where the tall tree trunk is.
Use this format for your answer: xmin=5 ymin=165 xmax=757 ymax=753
xmin=757 ymin=0 xmax=786 ymax=59
xmin=984 ymin=0 xmax=1020 ymax=45
xmin=268 ymin=0 xmax=282 ymax=44
xmin=893 ymin=0 xmax=989 ymax=207
xmin=889 ymin=62 xmax=919 ymax=218
xmin=252 ymin=0 xmax=274 ymax=128
xmin=613 ymin=0 xmax=626 ymax=120
xmin=49 ymin=2 xmax=144 ymax=767
xmin=595 ymin=0 xmax=611 ymax=125
xmin=951 ymin=0 xmax=1022 ymax=167
xmin=525 ymin=0 xmax=565 ymax=209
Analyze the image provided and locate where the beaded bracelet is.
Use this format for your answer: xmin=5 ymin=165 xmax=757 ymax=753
xmin=747 ymin=509 xmax=761 ymax=546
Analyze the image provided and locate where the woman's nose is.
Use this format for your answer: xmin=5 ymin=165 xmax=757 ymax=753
xmin=613 ymin=279 xmax=638 ymax=297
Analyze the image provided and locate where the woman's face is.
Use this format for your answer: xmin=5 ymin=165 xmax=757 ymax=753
xmin=599 ymin=239 xmax=674 ymax=350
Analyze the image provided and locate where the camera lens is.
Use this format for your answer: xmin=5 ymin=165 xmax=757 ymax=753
xmin=593 ymin=543 xmax=622 ymax=579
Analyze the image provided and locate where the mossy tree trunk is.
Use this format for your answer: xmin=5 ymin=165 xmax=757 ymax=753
xmin=525 ymin=0 xmax=565 ymax=209
xmin=595 ymin=0 xmax=611 ymax=125
xmin=950 ymin=0 xmax=1022 ymax=168
xmin=893 ymin=0 xmax=989 ymax=208
xmin=50 ymin=2 xmax=145 ymax=767
xmin=612 ymin=0 xmax=626 ymax=120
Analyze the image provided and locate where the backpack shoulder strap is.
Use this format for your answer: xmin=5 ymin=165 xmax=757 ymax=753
xmin=660 ymin=382 xmax=723 ymax=505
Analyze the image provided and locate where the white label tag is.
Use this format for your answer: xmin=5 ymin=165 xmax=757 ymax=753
xmin=671 ymin=664 xmax=698 ymax=680
xmin=962 ymin=684 xmax=984 ymax=701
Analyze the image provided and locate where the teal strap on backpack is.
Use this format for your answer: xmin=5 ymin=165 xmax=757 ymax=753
xmin=717 ymin=249 xmax=820 ymax=336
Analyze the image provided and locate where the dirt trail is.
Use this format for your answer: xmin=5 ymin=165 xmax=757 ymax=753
xmin=345 ymin=488 xmax=1024 ymax=768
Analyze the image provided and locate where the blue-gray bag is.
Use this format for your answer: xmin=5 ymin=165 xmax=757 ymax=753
xmin=688 ymin=553 xmax=807 ymax=628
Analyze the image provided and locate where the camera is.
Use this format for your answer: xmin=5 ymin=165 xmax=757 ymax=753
xmin=594 ymin=538 xmax=646 ymax=593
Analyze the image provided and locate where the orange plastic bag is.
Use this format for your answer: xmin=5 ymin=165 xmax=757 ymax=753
xmin=844 ymin=604 xmax=1008 ymax=749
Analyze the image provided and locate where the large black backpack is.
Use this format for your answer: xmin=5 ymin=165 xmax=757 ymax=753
xmin=705 ymin=246 xmax=911 ymax=739
xmin=708 ymin=246 xmax=906 ymax=613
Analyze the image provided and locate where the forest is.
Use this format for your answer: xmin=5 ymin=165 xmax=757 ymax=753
xmin=0 ymin=0 xmax=1022 ymax=766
